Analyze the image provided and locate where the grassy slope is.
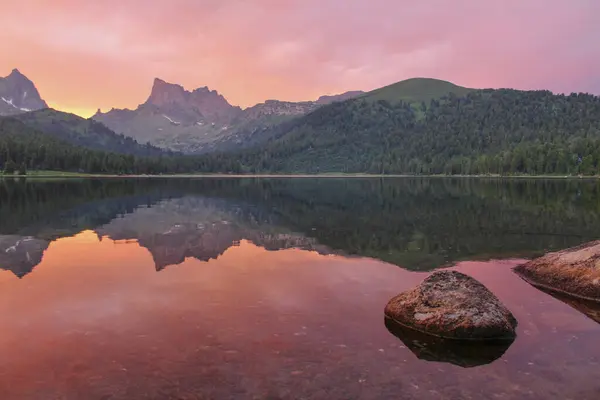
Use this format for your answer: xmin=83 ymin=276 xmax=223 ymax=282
xmin=361 ymin=77 xmax=475 ymax=104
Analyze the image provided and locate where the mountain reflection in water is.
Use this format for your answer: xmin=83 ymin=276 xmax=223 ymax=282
xmin=1 ymin=178 xmax=600 ymax=399
xmin=3 ymin=177 xmax=600 ymax=277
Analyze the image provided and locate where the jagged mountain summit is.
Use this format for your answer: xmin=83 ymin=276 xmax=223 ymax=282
xmin=0 ymin=69 xmax=48 ymax=116
xmin=93 ymin=78 xmax=363 ymax=153
xmin=145 ymin=78 xmax=242 ymax=124
xmin=93 ymin=78 xmax=242 ymax=153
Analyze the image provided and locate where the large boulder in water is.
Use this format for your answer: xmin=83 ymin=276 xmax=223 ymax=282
xmin=514 ymin=240 xmax=600 ymax=303
xmin=384 ymin=270 xmax=517 ymax=341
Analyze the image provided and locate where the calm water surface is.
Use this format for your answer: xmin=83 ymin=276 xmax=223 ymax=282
xmin=1 ymin=178 xmax=600 ymax=399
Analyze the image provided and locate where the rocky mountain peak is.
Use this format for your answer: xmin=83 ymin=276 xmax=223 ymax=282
xmin=142 ymin=78 xmax=240 ymax=123
xmin=0 ymin=68 xmax=48 ymax=116
xmin=145 ymin=78 xmax=188 ymax=108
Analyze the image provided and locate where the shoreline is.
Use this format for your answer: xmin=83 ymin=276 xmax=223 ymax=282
xmin=1 ymin=173 xmax=600 ymax=179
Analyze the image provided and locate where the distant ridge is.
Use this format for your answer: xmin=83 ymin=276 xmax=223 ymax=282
xmin=315 ymin=90 xmax=365 ymax=105
xmin=93 ymin=78 xmax=364 ymax=153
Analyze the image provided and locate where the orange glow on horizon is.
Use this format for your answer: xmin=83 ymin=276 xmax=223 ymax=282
xmin=49 ymin=104 xmax=98 ymax=118
xmin=0 ymin=1 xmax=598 ymax=117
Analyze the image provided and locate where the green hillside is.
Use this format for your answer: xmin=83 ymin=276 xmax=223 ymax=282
xmin=360 ymin=77 xmax=474 ymax=104
xmin=204 ymin=87 xmax=600 ymax=176
xmin=4 ymin=75 xmax=600 ymax=178
xmin=9 ymin=109 xmax=167 ymax=156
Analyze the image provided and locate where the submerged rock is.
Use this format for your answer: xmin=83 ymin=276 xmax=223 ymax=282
xmin=384 ymin=270 xmax=517 ymax=341
xmin=384 ymin=318 xmax=514 ymax=368
xmin=514 ymin=241 xmax=600 ymax=303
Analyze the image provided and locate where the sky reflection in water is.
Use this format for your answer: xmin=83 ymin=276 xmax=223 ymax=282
xmin=0 ymin=232 xmax=599 ymax=399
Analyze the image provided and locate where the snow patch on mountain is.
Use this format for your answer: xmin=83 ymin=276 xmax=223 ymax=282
xmin=162 ymin=115 xmax=180 ymax=125
xmin=2 ymin=96 xmax=31 ymax=112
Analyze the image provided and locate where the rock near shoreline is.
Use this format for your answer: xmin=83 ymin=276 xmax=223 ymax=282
xmin=384 ymin=270 xmax=517 ymax=341
xmin=514 ymin=240 xmax=600 ymax=303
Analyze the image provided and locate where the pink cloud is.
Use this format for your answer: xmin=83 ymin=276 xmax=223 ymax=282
xmin=0 ymin=0 xmax=598 ymax=116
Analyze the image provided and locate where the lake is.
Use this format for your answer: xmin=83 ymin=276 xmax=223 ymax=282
xmin=1 ymin=177 xmax=599 ymax=399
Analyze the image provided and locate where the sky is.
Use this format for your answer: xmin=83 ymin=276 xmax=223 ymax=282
xmin=1 ymin=0 xmax=599 ymax=117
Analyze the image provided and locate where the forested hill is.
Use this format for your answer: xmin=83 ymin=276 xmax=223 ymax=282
xmin=10 ymin=109 xmax=167 ymax=157
xmin=214 ymin=85 xmax=600 ymax=175
xmin=0 ymin=118 xmax=240 ymax=175
xmin=3 ymin=77 xmax=600 ymax=177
